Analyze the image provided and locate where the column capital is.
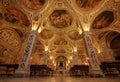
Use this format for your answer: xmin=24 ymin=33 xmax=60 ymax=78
xmin=83 ymin=31 xmax=91 ymax=35
xmin=31 ymin=30 xmax=38 ymax=34
xmin=73 ymin=51 xmax=77 ymax=55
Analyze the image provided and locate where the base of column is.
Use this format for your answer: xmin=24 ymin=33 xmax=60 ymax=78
xmin=89 ymin=69 xmax=105 ymax=77
xmin=14 ymin=69 xmax=30 ymax=78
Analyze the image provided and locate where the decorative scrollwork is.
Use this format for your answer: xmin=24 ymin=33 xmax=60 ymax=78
xmin=0 ymin=28 xmax=21 ymax=48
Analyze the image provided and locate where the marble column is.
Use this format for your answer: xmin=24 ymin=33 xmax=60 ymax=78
xmin=73 ymin=51 xmax=78 ymax=65
xmin=83 ymin=31 xmax=104 ymax=77
xmin=14 ymin=30 xmax=37 ymax=77
xmin=44 ymin=51 xmax=48 ymax=65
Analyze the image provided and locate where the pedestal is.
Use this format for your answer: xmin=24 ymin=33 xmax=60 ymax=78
xmin=89 ymin=69 xmax=104 ymax=77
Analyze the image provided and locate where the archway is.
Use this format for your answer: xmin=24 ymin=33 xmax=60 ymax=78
xmin=55 ymin=56 xmax=67 ymax=74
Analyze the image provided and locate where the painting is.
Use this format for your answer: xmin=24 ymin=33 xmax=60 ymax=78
xmin=4 ymin=8 xmax=30 ymax=26
xmin=40 ymin=29 xmax=53 ymax=39
xmin=92 ymin=11 xmax=114 ymax=29
xmin=54 ymin=38 xmax=67 ymax=45
xmin=68 ymin=30 xmax=82 ymax=40
xmin=76 ymin=0 xmax=102 ymax=9
xmin=56 ymin=49 xmax=66 ymax=53
xmin=21 ymin=0 xmax=45 ymax=10
xmin=49 ymin=10 xmax=73 ymax=28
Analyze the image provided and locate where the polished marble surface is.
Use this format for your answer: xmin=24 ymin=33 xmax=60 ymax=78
xmin=0 ymin=76 xmax=120 ymax=82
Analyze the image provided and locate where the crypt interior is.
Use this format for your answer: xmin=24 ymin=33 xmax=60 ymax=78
xmin=0 ymin=0 xmax=120 ymax=81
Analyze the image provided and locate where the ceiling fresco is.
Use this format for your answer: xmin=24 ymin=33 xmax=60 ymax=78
xmin=39 ymin=29 xmax=53 ymax=39
xmin=20 ymin=0 xmax=46 ymax=10
xmin=3 ymin=8 xmax=30 ymax=27
xmin=54 ymin=38 xmax=67 ymax=45
xmin=92 ymin=11 xmax=114 ymax=29
xmin=0 ymin=0 xmax=120 ymax=65
xmin=76 ymin=0 xmax=102 ymax=9
xmin=68 ymin=30 xmax=82 ymax=40
xmin=49 ymin=10 xmax=73 ymax=28
xmin=56 ymin=49 xmax=66 ymax=53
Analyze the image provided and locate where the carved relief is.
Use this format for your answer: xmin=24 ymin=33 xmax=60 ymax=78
xmin=92 ymin=11 xmax=114 ymax=29
xmin=4 ymin=8 xmax=30 ymax=26
xmin=76 ymin=0 xmax=102 ymax=9
xmin=40 ymin=29 xmax=53 ymax=39
xmin=21 ymin=0 xmax=46 ymax=10
xmin=49 ymin=46 xmax=56 ymax=51
xmin=0 ymin=28 xmax=21 ymax=48
xmin=0 ymin=47 xmax=8 ymax=57
xmin=54 ymin=38 xmax=67 ymax=45
xmin=68 ymin=30 xmax=82 ymax=40
xmin=49 ymin=10 xmax=73 ymax=28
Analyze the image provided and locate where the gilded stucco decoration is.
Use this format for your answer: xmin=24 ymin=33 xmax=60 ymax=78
xmin=20 ymin=0 xmax=46 ymax=10
xmin=39 ymin=29 xmax=53 ymax=39
xmin=92 ymin=11 xmax=114 ymax=29
xmin=76 ymin=0 xmax=102 ymax=9
xmin=49 ymin=10 xmax=73 ymax=28
xmin=0 ymin=47 xmax=7 ymax=57
xmin=0 ymin=28 xmax=21 ymax=48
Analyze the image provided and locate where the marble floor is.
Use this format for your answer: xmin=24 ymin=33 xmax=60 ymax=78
xmin=0 ymin=76 xmax=120 ymax=82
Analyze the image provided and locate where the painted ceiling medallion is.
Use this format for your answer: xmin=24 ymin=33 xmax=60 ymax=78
xmin=68 ymin=30 xmax=82 ymax=40
xmin=4 ymin=8 xmax=30 ymax=27
xmin=0 ymin=28 xmax=21 ymax=48
xmin=39 ymin=29 xmax=53 ymax=39
xmin=92 ymin=11 xmax=114 ymax=29
xmin=76 ymin=0 xmax=102 ymax=10
xmin=54 ymin=38 xmax=67 ymax=45
xmin=21 ymin=0 xmax=46 ymax=10
xmin=56 ymin=49 xmax=66 ymax=53
xmin=49 ymin=46 xmax=56 ymax=51
xmin=49 ymin=10 xmax=73 ymax=28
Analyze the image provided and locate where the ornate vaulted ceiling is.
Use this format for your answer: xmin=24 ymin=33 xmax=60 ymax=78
xmin=0 ymin=0 xmax=120 ymax=65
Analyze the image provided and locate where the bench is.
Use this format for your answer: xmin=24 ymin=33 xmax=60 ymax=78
xmin=30 ymin=65 xmax=54 ymax=77
xmin=0 ymin=64 xmax=18 ymax=77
